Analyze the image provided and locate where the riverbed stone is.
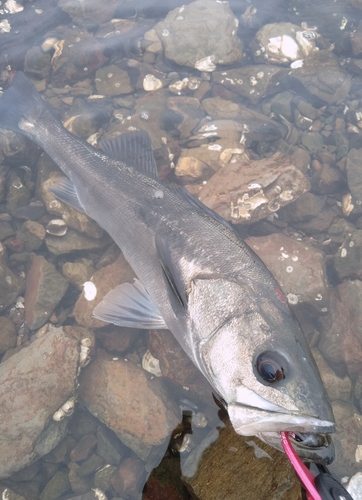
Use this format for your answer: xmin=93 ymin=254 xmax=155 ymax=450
xmin=24 ymin=254 xmax=69 ymax=331
xmin=0 ymin=316 xmax=17 ymax=353
xmin=79 ymin=349 xmax=180 ymax=461
xmin=182 ymin=418 xmax=301 ymax=500
xmin=151 ymin=0 xmax=243 ymax=71
xmin=333 ymin=229 xmax=362 ymax=280
xmin=198 ymin=152 xmax=310 ymax=223
xmin=246 ymin=233 xmax=329 ymax=315
xmin=0 ymin=327 xmax=80 ymax=479
xmin=0 ymin=245 xmax=25 ymax=311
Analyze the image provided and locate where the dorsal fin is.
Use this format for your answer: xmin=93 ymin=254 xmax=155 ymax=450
xmin=99 ymin=131 xmax=158 ymax=179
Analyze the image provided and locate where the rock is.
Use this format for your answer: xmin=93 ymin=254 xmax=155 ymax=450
xmin=68 ymin=462 xmax=91 ymax=495
xmin=6 ymin=172 xmax=31 ymax=214
xmin=311 ymin=348 xmax=352 ymax=403
xmin=278 ymin=192 xmax=336 ymax=234
xmin=197 ymin=152 xmax=310 ymax=223
xmin=333 ymin=230 xmax=362 ymax=280
xmin=95 ymin=326 xmax=142 ymax=353
xmin=96 ymin=425 xmax=127 ymax=466
xmin=62 ymin=258 xmax=95 ymax=289
xmin=95 ymin=65 xmax=133 ymax=96
xmin=348 ymin=472 xmax=362 ymax=499
xmin=329 ymin=401 xmax=362 ymax=478
xmin=70 ymin=434 xmax=97 ymax=463
xmin=45 ymin=229 xmax=109 ymax=255
xmin=166 ymin=96 xmax=204 ymax=139
xmin=182 ymin=419 xmax=301 ymax=500
xmin=151 ymin=0 xmax=243 ymax=70
xmin=73 ymin=253 xmax=135 ymax=329
xmin=24 ymin=45 xmax=51 ymax=80
xmin=43 ymin=435 xmax=77 ymax=464
xmin=0 ymin=327 xmax=80 ymax=478
xmin=24 ymin=254 xmax=69 ymax=331
xmin=94 ymin=464 xmax=117 ymax=492
xmin=318 ymin=281 xmax=362 ymax=379
xmin=40 ymin=470 xmax=70 ymax=500
xmin=301 ymin=131 xmax=325 ymax=153
xmin=16 ymin=220 xmax=46 ymax=252
xmin=67 ymin=409 xmax=98 ymax=442
xmin=0 ymin=316 xmax=17 ymax=353
xmin=144 ymin=455 xmax=190 ymax=500
xmin=0 ymin=221 xmax=15 ymax=240
xmin=50 ymin=29 xmax=108 ymax=86
xmin=246 ymin=233 xmax=330 ymax=315
xmin=77 ymin=453 xmax=103 ymax=476
xmin=111 ymin=457 xmax=146 ymax=498
xmin=0 ymin=246 xmax=25 ymax=311
xmin=252 ymin=22 xmax=317 ymax=64
xmin=346 ymin=148 xmax=362 ymax=215
xmin=39 ymin=172 xmax=104 ymax=239
xmin=175 ymin=156 xmax=211 ymax=180
xmin=79 ymin=350 xmax=180 ymax=460
xmin=60 ymin=0 xmax=120 ymax=24
xmin=213 ymin=66 xmax=290 ymax=104
xmin=289 ymin=50 xmax=351 ymax=105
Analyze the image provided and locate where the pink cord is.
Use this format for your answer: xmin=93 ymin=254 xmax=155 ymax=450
xmin=280 ymin=432 xmax=322 ymax=500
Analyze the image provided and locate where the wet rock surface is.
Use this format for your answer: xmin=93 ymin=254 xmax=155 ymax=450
xmin=0 ymin=327 xmax=80 ymax=479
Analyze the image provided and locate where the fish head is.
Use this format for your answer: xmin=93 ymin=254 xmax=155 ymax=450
xmin=189 ymin=277 xmax=335 ymax=462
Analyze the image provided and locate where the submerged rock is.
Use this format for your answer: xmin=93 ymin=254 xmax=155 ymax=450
xmin=246 ymin=233 xmax=330 ymax=315
xmin=79 ymin=349 xmax=180 ymax=461
xmin=150 ymin=0 xmax=243 ymax=70
xmin=198 ymin=152 xmax=310 ymax=223
xmin=0 ymin=327 xmax=80 ymax=479
xmin=0 ymin=244 xmax=25 ymax=311
xmin=182 ymin=418 xmax=301 ymax=499
xmin=24 ymin=254 xmax=69 ymax=331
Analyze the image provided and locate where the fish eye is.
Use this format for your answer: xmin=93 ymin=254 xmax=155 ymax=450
xmin=256 ymin=352 xmax=286 ymax=383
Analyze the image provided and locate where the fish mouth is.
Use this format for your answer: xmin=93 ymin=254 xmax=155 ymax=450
xmin=258 ymin=431 xmax=335 ymax=464
xmin=227 ymin=404 xmax=335 ymax=464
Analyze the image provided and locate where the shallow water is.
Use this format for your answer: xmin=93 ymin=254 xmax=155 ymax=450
xmin=0 ymin=0 xmax=361 ymax=499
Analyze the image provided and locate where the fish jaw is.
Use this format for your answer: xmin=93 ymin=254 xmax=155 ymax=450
xmin=228 ymin=404 xmax=335 ymax=463
xmin=227 ymin=404 xmax=335 ymax=436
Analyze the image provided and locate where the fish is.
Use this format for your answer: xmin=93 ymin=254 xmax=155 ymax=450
xmin=0 ymin=72 xmax=334 ymax=462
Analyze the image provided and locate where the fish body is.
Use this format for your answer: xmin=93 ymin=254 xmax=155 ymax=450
xmin=0 ymin=73 xmax=334 ymax=461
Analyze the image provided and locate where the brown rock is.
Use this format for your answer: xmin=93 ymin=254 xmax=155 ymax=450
xmin=0 ymin=327 xmax=80 ymax=478
xmin=96 ymin=326 xmax=142 ymax=353
xmin=111 ymin=457 xmax=146 ymax=498
xmin=182 ymin=419 xmax=302 ymax=500
xmin=0 ymin=316 xmax=17 ymax=353
xmin=311 ymin=348 xmax=351 ymax=403
xmin=79 ymin=350 xmax=179 ymax=460
xmin=198 ymin=152 xmax=310 ymax=223
xmin=25 ymin=254 xmax=69 ymax=331
xmin=246 ymin=233 xmax=330 ymax=315
xmin=69 ymin=434 xmax=97 ymax=463
xmin=73 ymin=253 xmax=135 ymax=328
xmin=0 ymin=249 xmax=25 ymax=311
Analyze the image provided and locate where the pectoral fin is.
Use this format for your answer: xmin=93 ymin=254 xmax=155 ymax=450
xmin=93 ymin=279 xmax=167 ymax=329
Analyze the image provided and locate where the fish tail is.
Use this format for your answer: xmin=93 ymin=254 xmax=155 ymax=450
xmin=0 ymin=72 xmax=49 ymax=135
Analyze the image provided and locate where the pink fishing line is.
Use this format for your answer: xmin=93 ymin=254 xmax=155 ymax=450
xmin=280 ymin=431 xmax=322 ymax=500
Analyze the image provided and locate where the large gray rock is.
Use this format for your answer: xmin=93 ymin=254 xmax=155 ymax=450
xmin=151 ymin=0 xmax=243 ymax=71
xmin=0 ymin=327 xmax=81 ymax=478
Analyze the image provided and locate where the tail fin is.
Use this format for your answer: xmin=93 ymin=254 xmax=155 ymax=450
xmin=0 ymin=72 xmax=49 ymax=135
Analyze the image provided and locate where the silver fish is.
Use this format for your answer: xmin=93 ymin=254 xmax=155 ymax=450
xmin=0 ymin=73 xmax=334 ymax=462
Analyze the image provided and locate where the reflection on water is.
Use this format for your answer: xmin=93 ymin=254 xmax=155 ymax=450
xmin=0 ymin=0 xmax=361 ymax=498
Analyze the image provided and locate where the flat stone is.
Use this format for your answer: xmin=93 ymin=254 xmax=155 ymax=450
xmin=24 ymin=254 xmax=69 ymax=331
xmin=70 ymin=434 xmax=97 ymax=463
xmin=45 ymin=229 xmax=110 ymax=255
xmin=16 ymin=220 xmax=46 ymax=252
xmin=79 ymin=350 xmax=180 ymax=460
xmin=95 ymin=65 xmax=133 ymax=96
xmin=0 ymin=327 xmax=80 ymax=479
xmin=198 ymin=152 xmax=310 ymax=223
xmin=333 ymin=229 xmax=362 ymax=280
xmin=111 ymin=457 xmax=146 ymax=498
xmin=0 ymin=247 xmax=25 ymax=311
